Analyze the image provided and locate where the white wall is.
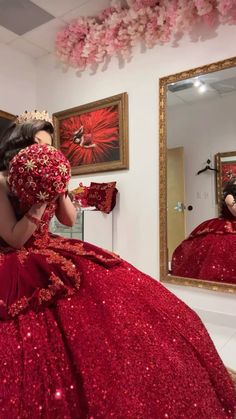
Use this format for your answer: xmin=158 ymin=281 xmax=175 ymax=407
xmin=0 ymin=44 xmax=36 ymax=115
xmin=36 ymin=49 xmax=158 ymax=278
xmin=168 ymin=93 xmax=236 ymax=235
xmin=35 ymin=23 xmax=236 ymax=318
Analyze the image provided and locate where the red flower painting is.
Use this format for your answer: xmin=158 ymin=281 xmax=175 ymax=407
xmin=221 ymin=162 xmax=236 ymax=185
xmin=53 ymin=93 xmax=128 ymax=175
xmin=60 ymin=106 xmax=119 ymax=166
xmin=215 ymin=152 xmax=236 ymax=209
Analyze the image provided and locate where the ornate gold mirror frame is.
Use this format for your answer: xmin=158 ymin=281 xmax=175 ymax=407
xmin=159 ymin=56 xmax=236 ymax=294
xmin=0 ymin=110 xmax=16 ymax=134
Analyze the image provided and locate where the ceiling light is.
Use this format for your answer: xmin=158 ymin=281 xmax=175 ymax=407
xmin=194 ymin=78 xmax=201 ymax=87
xmin=199 ymin=84 xmax=207 ymax=93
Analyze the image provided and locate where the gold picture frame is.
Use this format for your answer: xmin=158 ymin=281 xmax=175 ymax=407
xmin=53 ymin=93 xmax=129 ymax=176
xmin=215 ymin=151 xmax=236 ymax=212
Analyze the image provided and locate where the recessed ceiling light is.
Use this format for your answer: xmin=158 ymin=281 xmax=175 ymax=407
xmin=199 ymin=84 xmax=207 ymax=93
xmin=194 ymin=79 xmax=201 ymax=87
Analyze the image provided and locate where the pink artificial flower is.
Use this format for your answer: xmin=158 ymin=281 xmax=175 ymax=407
xmin=128 ymin=0 xmax=158 ymax=10
xmin=54 ymin=0 xmax=236 ymax=71
xmin=217 ymin=0 xmax=236 ymax=15
xmin=202 ymin=9 xmax=218 ymax=26
xmin=194 ymin=0 xmax=214 ymax=16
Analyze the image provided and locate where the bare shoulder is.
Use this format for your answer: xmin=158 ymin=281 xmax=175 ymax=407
xmin=225 ymin=194 xmax=234 ymax=205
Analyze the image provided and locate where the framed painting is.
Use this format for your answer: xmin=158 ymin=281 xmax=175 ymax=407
xmin=0 ymin=110 xmax=16 ymax=137
xmin=215 ymin=151 xmax=236 ymax=211
xmin=53 ymin=93 xmax=129 ymax=175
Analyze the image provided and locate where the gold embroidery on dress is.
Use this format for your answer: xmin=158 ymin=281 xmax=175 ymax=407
xmin=0 ymin=254 xmax=4 ymax=267
xmin=8 ymin=269 xmax=79 ymax=318
xmin=16 ymin=249 xmax=29 ymax=264
xmin=46 ymin=237 xmax=121 ymax=264
xmin=30 ymin=248 xmax=81 ymax=290
xmin=8 ymin=296 xmax=29 ymax=317
xmin=38 ymin=272 xmax=76 ymax=304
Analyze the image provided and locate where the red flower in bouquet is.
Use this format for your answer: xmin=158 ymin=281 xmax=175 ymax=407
xmin=60 ymin=106 xmax=119 ymax=167
xmin=8 ymin=144 xmax=71 ymax=208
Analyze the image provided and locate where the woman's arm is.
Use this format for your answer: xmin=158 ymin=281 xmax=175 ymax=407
xmin=55 ymin=193 xmax=76 ymax=226
xmin=0 ymin=184 xmax=47 ymax=249
xmin=225 ymin=194 xmax=236 ymax=217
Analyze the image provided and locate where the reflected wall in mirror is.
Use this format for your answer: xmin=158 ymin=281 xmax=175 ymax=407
xmin=0 ymin=110 xmax=16 ymax=138
xmin=159 ymin=57 xmax=236 ymax=294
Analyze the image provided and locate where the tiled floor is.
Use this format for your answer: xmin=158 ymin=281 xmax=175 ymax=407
xmin=204 ymin=322 xmax=236 ymax=370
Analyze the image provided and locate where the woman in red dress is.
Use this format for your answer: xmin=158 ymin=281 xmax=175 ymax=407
xmin=0 ymin=116 xmax=235 ymax=418
xmin=172 ymin=179 xmax=236 ymax=285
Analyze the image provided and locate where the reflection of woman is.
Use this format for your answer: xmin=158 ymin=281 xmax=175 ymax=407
xmin=172 ymin=178 xmax=236 ymax=284
xmin=0 ymin=115 xmax=235 ymax=417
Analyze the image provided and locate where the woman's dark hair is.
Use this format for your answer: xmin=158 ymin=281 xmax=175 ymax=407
xmin=0 ymin=120 xmax=54 ymax=171
xmin=220 ymin=177 xmax=236 ymax=217
xmin=222 ymin=177 xmax=236 ymax=199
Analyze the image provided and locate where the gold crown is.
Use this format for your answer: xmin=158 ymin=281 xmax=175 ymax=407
xmin=16 ymin=110 xmax=53 ymax=124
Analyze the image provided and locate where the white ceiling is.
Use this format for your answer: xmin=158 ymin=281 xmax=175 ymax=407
xmin=0 ymin=0 xmax=111 ymax=59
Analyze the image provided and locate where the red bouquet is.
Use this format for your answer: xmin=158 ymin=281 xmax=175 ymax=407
xmin=8 ymin=144 xmax=71 ymax=207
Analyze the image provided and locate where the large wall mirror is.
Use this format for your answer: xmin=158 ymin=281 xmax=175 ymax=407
xmin=159 ymin=57 xmax=236 ymax=294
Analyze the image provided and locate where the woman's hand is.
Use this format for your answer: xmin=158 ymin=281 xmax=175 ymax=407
xmin=55 ymin=191 xmax=76 ymax=227
xmin=0 ymin=182 xmax=47 ymax=249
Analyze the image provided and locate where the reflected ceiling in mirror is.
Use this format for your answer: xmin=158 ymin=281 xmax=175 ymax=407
xmin=167 ymin=66 xmax=236 ymax=107
xmin=159 ymin=57 xmax=236 ymax=294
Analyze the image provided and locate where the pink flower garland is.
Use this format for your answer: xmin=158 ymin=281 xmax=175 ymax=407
xmin=55 ymin=0 xmax=236 ymax=70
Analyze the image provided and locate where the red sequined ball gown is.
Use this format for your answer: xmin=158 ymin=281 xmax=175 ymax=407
xmin=0 ymin=197 xmax=235 ymax=419
xmin=172 ymin=205 xmax=236 ymax=284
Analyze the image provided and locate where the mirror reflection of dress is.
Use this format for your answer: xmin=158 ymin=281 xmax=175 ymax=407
xmin=172 ymin=182 xmax=236 ymax=284
xmin=0 ymin=195 xmax=235 ymax=417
